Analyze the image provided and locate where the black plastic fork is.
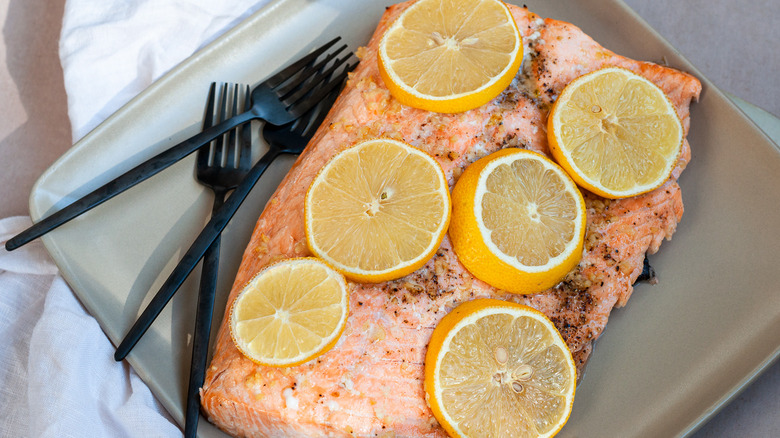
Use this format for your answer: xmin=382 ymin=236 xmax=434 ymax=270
xmin=6 ymin=36 xmax=354 ymax=251
xmin=183 ymin=83 xmax=251 ymax=438
xmin=114 ymin=66 xmax=352 ymax=361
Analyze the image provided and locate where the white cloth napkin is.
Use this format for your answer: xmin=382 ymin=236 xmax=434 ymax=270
xmin=1 ymin=217 xmax=181 ymax=438
xmin=1 ymin=1 xmax=272 ymax=436
xmin=60 ymin=0 xmax=273 ymax=142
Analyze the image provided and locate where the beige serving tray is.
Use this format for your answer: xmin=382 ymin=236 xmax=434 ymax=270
xmin=29 ymin=0 xmax=780 ymax=436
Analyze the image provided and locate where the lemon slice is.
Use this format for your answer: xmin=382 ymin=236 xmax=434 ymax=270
xmin=229 ymin=258 xmax=348 ymax=367
xmin=304 ymin=138 xmax=451 ymax=283
xmin=449 ymin=148 xmax=586 ymax=294
xmin=425 ymin=298 xmax=577 ymax=438
xmin=378 ymin=0 xmax=523 ymax=113
xmin=548 ymin=66 xmax=684 ymax=199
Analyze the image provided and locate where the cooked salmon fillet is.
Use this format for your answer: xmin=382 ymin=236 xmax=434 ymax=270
xmin=201 ymin=2 xmax=701 ymax=436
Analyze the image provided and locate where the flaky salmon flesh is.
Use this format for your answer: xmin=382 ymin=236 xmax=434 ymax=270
xmin=201 ymin=1 xmax=702 ymax=436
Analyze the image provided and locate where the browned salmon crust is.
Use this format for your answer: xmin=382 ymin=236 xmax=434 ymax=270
xmin=201 ymin=2 xmax=701 ymax=436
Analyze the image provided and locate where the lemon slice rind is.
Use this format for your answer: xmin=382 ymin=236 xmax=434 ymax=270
xmin=450 ymin=148 xmax=586 ymax=294
xmin=548 ymin=66 xmax=684 ymax=199
xmin=229 ymin=258 xmax=349 ymax=367
xmin=474 ymin=151 xmax=586 ymax=274
xmin=378 ymin=0 xmax=523 ymax=113
xmin=425 ymin=298 xmax=576 ymax=438
xmin=304 ymin=138 xmax=451 ymax=283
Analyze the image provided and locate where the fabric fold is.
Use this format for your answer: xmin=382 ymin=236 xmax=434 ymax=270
xmin=1 ymin=216 xmax=179 ymax=436
xmin=59 ymin=0 xmax=272 ymax=141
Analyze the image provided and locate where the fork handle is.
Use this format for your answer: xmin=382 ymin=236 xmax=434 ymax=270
xmin=184 ymin=235 xmax=219 ymax=438
xmin=114 ymin=148 xmax=281 ymax=361
xmin=4 ymin=111 xmax=256 ymax=252
xmin=183 ymin=190 xmax=225 ymax=438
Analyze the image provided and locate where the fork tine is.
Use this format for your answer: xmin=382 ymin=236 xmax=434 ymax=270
xmin=302 ymin=83 xmax=342 ymax=136
xmin=238 ymin=85 xmax=252 ymax=171
xmin=280 ymin=52 xmax=352 ymax=108
xmin=262 ymin=72 xmax=345 ymax=154
xmin=264 ymin=37 xmax=342 ymax=89
xmin=225 ymin=84 xmax=239 ymax=167
xmin=212 ymin=83 xmax=229 ymax=166
xmin=197 ymin=83 xmax=217 ymax=169
xmin=290 ymin=81 xmax=343 ymax=139
xmin=202 ymin=82 xmax=216 ymax=130
xmin=274 ymin=44 xmax=347 ymax=98
xmin=286 ymin=59 xmax=357 ymax=119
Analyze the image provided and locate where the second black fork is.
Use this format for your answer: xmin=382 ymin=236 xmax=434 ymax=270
xmin=184 ymin=83 xmax=252 ymax=438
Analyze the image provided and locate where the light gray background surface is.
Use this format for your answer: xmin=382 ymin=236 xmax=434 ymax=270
xmin=0 ymin=0 xmax=777 ymax=436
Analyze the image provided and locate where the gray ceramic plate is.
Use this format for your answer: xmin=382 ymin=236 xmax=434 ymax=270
xmin=29 ymin=0 xmax=780 ymax=436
